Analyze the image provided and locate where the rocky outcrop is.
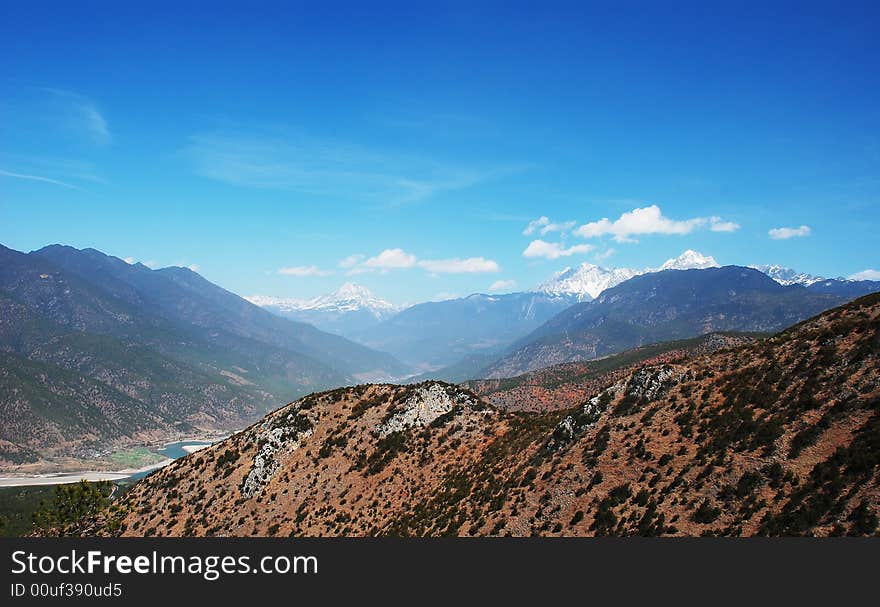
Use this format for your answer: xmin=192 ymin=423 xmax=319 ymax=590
xmin=374 ymin=383 xmax=483 ymax=436
xmin=241 ymin=409 xmax=313 ymax=497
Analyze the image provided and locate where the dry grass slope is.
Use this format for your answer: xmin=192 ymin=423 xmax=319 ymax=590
xmin=85 ymin=293 xmax=880 ymax=537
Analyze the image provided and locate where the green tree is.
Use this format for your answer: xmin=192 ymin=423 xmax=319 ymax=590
xmin=32 ymin=480 xmax=112 ymax=532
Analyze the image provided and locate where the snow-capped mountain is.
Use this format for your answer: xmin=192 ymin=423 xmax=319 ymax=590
xmin=247 ymin=283 xmax=401 ymax=335
xmin=658 ymin=249 xmax=719 ymax=271
xmin=537 ymin=265 xmax=640 ymax=301
xmin=749 ymin=265 xmax=825 ymax=287
xmin=271 ymin=282 xmax=399 ymax=317
xmin=536 ymin=250 xmax=719 ymax=301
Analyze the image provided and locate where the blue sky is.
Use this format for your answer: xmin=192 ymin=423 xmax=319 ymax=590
xmin=2 ymin=1 xmax=878 ymax=304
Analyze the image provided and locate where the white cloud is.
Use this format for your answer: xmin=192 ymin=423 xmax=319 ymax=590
xmin=339 ymin=254 xmax=365 ymax=268
xmin=849 ymin=269 xmax=880 ymax=281
xmin=418 ymin=257 xmax=499 ymax=274
xmin=173 ymin=260 xmax=201 ymax=272
xmin=278 ymin=265 xmax=331 ymax=277
xmin=522 ymin=239 xmax=594 ymax=260
xmin=769 ymin=225 xmax=811 ymax=240
xmin=344 ymin=248 xmax=499 ymax=275
xmin=363 ymin=248 xmax=418 ymax=270
xmin=488 ymin=279 xmax=517 ymax=292
xmin=709 ymin=216 xmax=740 ymax=232
xmin=594 ymin=248 xmax=616 ymax=262
xmin=523 ymin=216 xmax=550 ymax=235
xmin=123 ymin=257 xmax=157 ymax=268
xmin=574 ymin=205 xmax=714 ymax=242
xmin=523 ymin=216 xmax=575 ymax=236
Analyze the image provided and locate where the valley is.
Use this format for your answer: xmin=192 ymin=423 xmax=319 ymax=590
xmin=3 ymin=244 xmax=878 ymax=468
xmin=0 ymin=243 xmax=409 ymax=469
xmin=56 ymin=292 xmax=880 ymax=537
xmin=3 ymin=243 xmax=878 ymax=538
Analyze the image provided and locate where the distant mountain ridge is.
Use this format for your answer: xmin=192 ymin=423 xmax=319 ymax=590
xmin=483 ymin=265 xmax=868 ymax=378
xmin=90 ymin=293 xmax=880 ymax=537
xmin=352 ymin=291 xmax=576 ymax=370
xmin=534 ymin=251 xmax=876 ymax=302
xmin=0 ymin=243 xmax=408 ymax=464
xmin=749 ymin=264 xmax=826 ymax=286
xmin=535 ymin=250 xmax=719 ymax=301
xmin=247 ymin=283 xmax=399 ymax=335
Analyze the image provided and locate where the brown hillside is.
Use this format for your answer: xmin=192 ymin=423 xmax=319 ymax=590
xmin=88 ymin=294 xmax=880 ymax=537
xmin=467 ymin=333 xmax=756 ymax=412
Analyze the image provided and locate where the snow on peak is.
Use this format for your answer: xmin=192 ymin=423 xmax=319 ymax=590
xmin=749 ymin=265 xmax=825 ymax=286
xmin=536 ymin=250 xmax=718 ymax=300
xmin=330 ymin=282 xmax=382 ymax=307
xmin=247 ymin=283 xmax=399 ymax=319
xmin=659 ymin=250 xmax=719 ymax=271
xmin=536 ymin=263 xmax=639 ymax=301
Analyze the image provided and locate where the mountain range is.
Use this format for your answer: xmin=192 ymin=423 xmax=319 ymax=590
xmin=83 ymin=293 xmax=880 ymax=537
xmin=249 ymin=251 xmax=724 ymax=370
xmin=536 ymin=250 xmax=719 ymax=301
xmin=4 ymin=243 xmax=878 ymax=466
xmin=0 ymin=244 xmax=408 ymax=463
xmin=246 ymin=251 xmax=877 ymax=375
xmin=482 ymin=266 xmax=864 ymax=378
xmin=246 ymin=283 xmax=399 ymax=335
xmin=352 ymin=292 xmax=575 ymax=369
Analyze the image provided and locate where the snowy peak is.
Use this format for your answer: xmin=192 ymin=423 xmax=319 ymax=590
xmin=247 ymin=283 xmax=399 ymax=319
xmin=313 ymin=282 xmax=398 ymax=316
xmin=659 ymin=250 xmax=719 ymax=271
xmin=749 ymin=265 xmax=825 ymax=287
xmin=537 ymin=264 xmax=639 ymax=301
xmin=536 ymin=250 xmax=718 ymax=300
xmin=334 ymin=282 xmax=375 ymax=301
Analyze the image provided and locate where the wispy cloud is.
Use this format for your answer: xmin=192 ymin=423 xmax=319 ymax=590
xmin=182 ymin=129 xmax=507 ymax=205
xmin=123 ymin=257 xmax=158 ymax=268
xmin=0 ymin=153 xmax=105 ymax=184
xmin=338 ymin=254 xmax=366 ymax=268
xmin=848 ymin=269 xmax=880 ymax=281
xmin=418 ymin=257 xmax=499 ymax=274
xmin=0 ymin=168 xmax=84 ymax=191
xmin=172 ymin=261 xmax=201 ymax=272
xmin=522 ymin=239 xmax=594 ymax=260
xmin=42 ymin=88 xmax=111 ymax=145
xmin=594 ymin=248 xmax=616 ymax=262
xmin=769 ymin=225 xmax=811 ymax=240
xmin=0 ymin=88 xmax=110 ymax=191
xmin=488 ymin=279 xmax=517 ymax=292
xmin=345 ymin=248 xmax=499 ymax=275
xmin=278 ymin=265 xmax=332 ymax=277
xmin=523 ymin=216 xmax=576 ymax=236
xmin=709 ymin=216 xmax=740 ymax=232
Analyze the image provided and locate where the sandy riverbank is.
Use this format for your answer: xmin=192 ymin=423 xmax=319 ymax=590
xmin=181 ymin=444 xmax=210 ymax=454
xmin=0 ymin=458 xmax=174 ymax=488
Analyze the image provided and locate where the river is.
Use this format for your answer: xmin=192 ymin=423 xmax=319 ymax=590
xmin=0 ymin=440 xmax=217 ymax=487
